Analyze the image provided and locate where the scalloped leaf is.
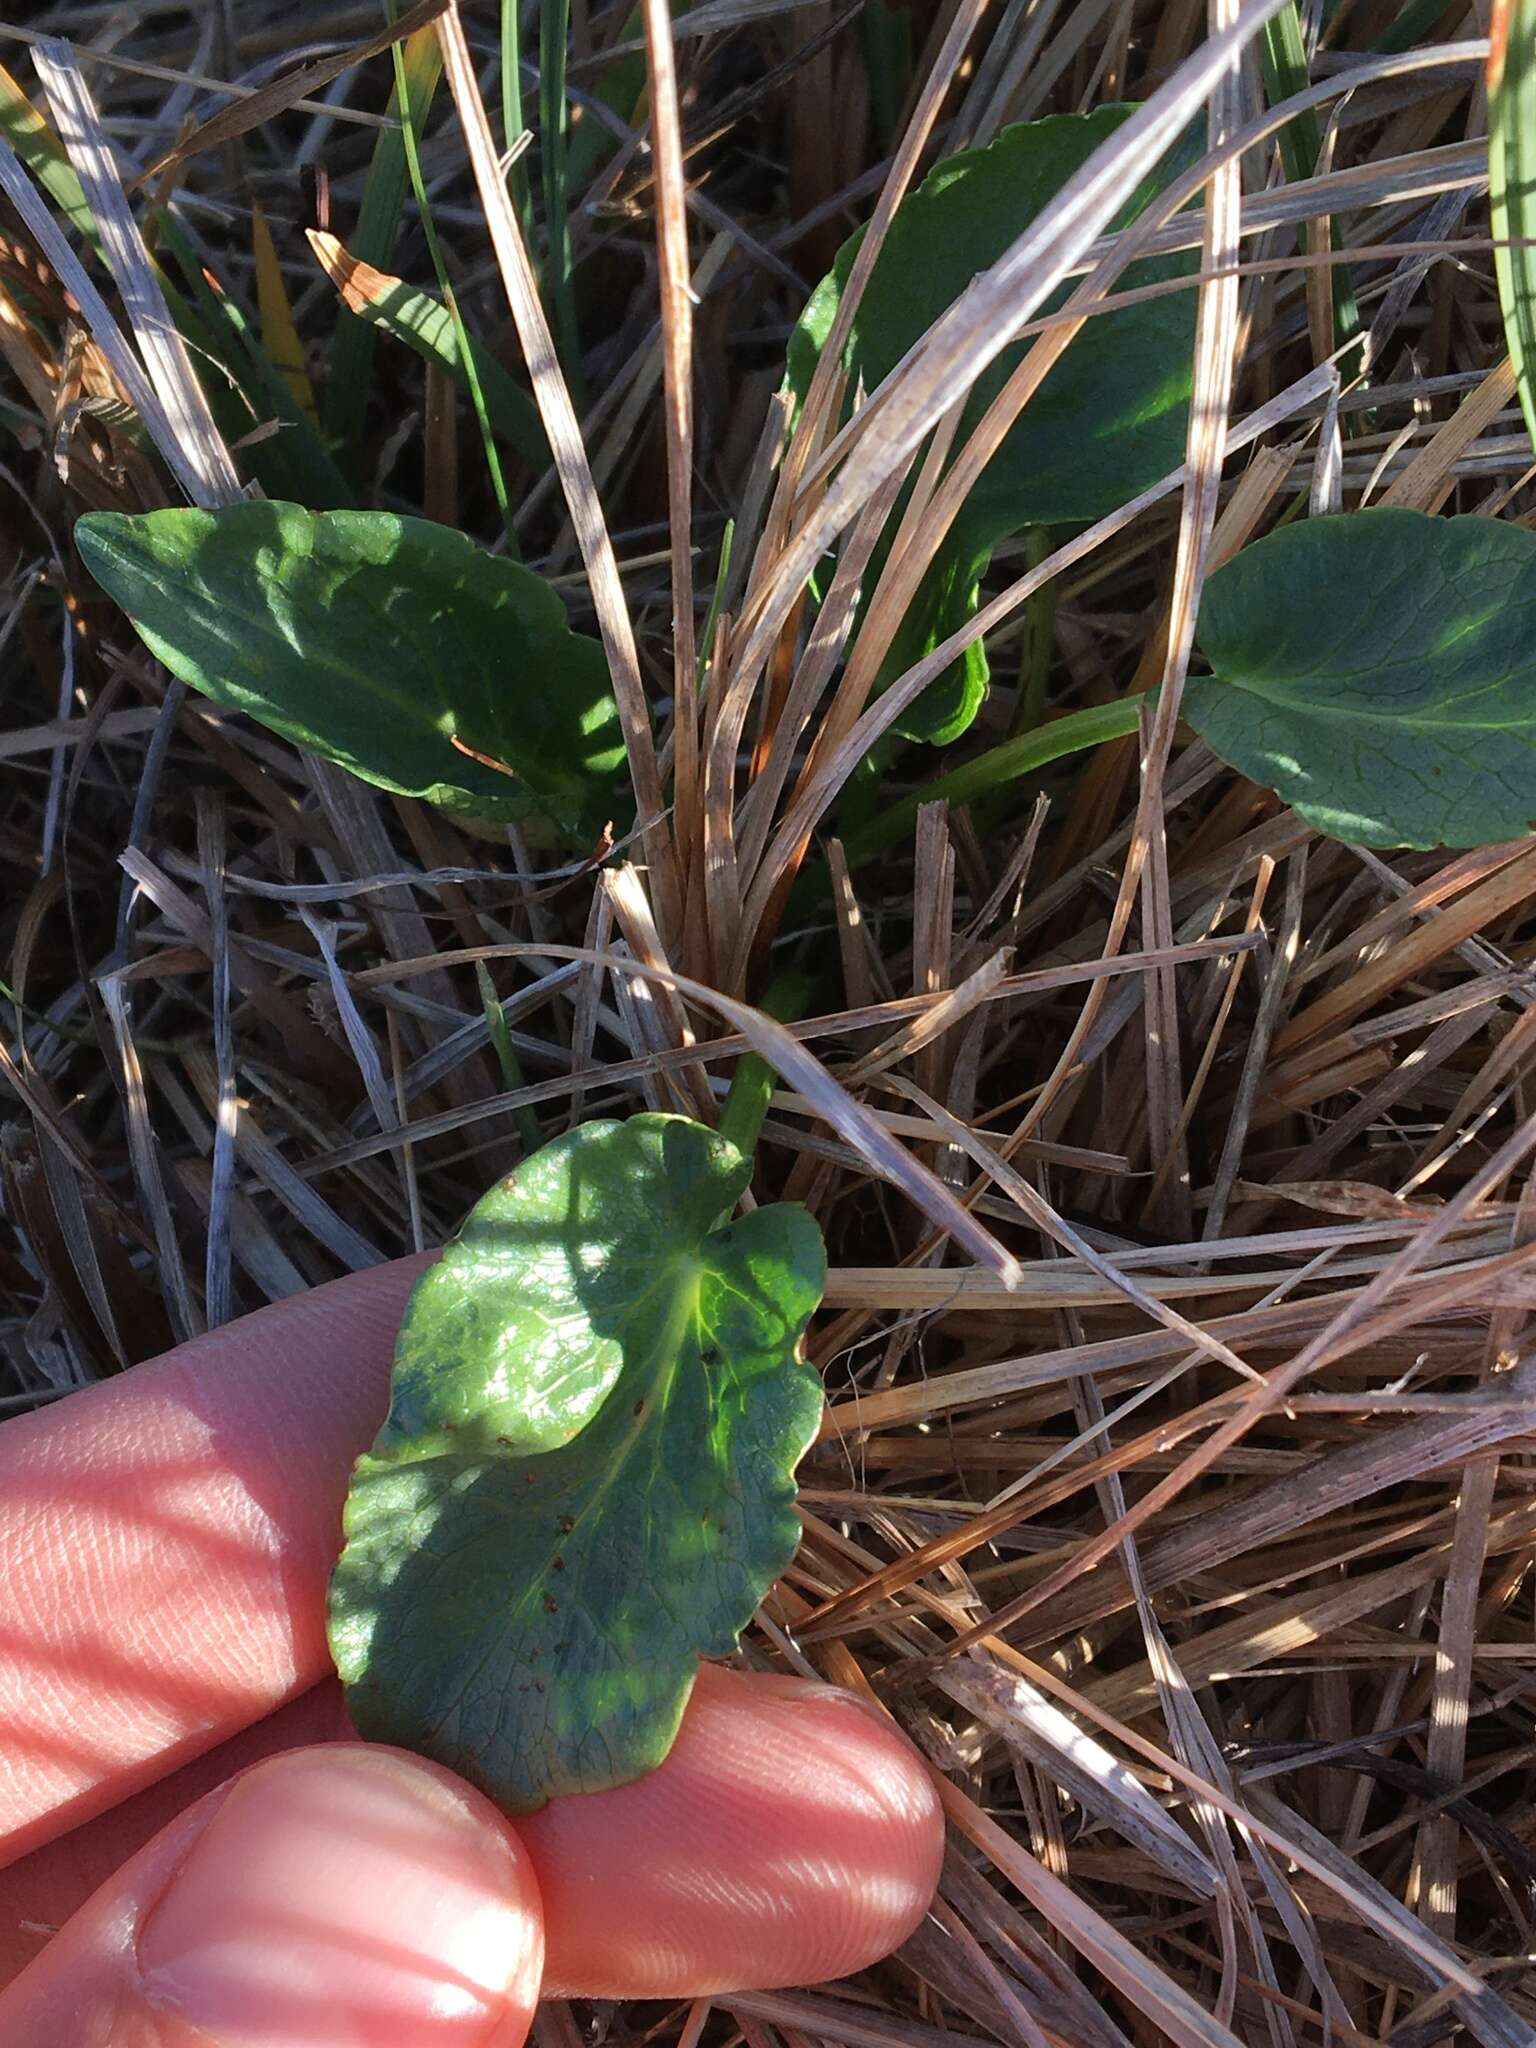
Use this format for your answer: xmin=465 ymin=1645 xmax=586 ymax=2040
xmin=328 ymin=1114 xmax=826 ymax=1814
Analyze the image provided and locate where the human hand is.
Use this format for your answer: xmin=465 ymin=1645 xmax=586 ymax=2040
xmin=0 ymin=1260 xmax=943 ymax=2045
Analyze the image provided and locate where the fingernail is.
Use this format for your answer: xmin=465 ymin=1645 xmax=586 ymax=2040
xmin=137 ymin=1746 xmax=541 ymax=2047
xmin=752 ymin=1672 xmax=893 ymax=1721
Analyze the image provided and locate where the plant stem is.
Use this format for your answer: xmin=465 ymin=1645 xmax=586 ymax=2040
xmin=718 ymin=970 xmax=811 ymax=1160
xmin=500 ymin=0 xmax=535 ymax=238
xmin=1008 ymin=526 xmax=1057 ymax=738
xmin=718 ymin=1053 xmax=776 ymax=1160
xmin=476 ymin=962 xmax=545 ymax=1154
xmin=841 ymin=693 xmax=1149 ymax=868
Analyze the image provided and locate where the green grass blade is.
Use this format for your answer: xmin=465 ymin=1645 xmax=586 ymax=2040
xmin=501 ymin=0 xmax=534 ymax=236
xmin=324 ymin=24 xmax=443 ymax=455
xmin=859 ymin=0 xmax=912 ymax=149
xmin=1491 ymin=0 xmax=1536 ymax=453
xmin=476 ymin=962 xmax=545 ymax=1154
xmin=153 ymin=210 xmax=354 ymax=507
xmin=0 ymin=62 xmax=99 ymax=246
xmin=564 ymin=7 xmax=648 ymax=187
xmin=539 ymin=0 xmax=583 ymax=393
xmin=698 ymin=518 xmax=733 ymax=679
xmin=1373 ymin=0 xmax=1459 ymax=53
xmin=1258 ymin=4 xmax=1363 ymax=366
xmin=387 ymin=15 xmax=516 ymax=549
xmin=716 ymin=970 xmax=809 ymax=1160
xmin=310 ymin=237 xmax=550 ymax=468
xmin=841 ymin=695 xmax=1148 ymax=868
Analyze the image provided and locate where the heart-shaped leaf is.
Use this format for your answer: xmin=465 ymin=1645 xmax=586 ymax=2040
xmin=328 ymin=1114 xmax=826 ymax=1813
xmin=1188 ymin=506 xmax=1536 ymax=849
xmin=786 ymin=107 xmax=1197 ymax=742
xmin=75 ymin=501 xmax=627 ymax=837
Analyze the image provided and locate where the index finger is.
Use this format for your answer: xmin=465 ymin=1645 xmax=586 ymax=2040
xmin=0 ymin=1259 xmax=428 ymax=1865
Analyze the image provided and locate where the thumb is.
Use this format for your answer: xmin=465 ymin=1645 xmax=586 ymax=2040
xmin=0 ymin=1745 xmax=543 ymax=2048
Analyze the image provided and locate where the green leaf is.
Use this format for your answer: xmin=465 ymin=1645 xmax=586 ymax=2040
xmin=1188 ymin=507 xmax=1536 ymax=848
xmin=75 ymin=501 xmax=626 ymax=836
xmin=1373 ymin=0 xmax=1460 ymax=53
xmin=786 ymin=107 xmax=1197 ymax=742
xmin=1490 ymin=0 xmax=1536 ymax=455
xmin=328 ymin=1114 xmax=826 ymax=1814
xmin=0 ymin=60 xmax=100 ymax=248
xmin=308 ymin=234 xmax=549 ymax=470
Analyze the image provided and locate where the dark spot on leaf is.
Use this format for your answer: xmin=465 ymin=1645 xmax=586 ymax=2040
xmin=497 ymin=1434 xmax=513 ymax=1448
xmin=543 ymin=1592 xmax=559 ymax=1613
xmin=557 ymin=1514 xmax=575 ymax=1533
xmin=552 ymin=1554 xmax=565 ymax=1571
xmin=524 ymin=1470 xmax=537 ymax=1484
xmin=633 ymin=1397 xmax=646 ymax=1416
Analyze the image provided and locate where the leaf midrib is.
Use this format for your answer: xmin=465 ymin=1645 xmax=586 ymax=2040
xmin=407 ymin=1255 xmax=704 ymax=1758
xmin=134 ymin=548 xmax=479 ymax=747
xmin=466 ymin=1250 xmax=706 ymax=1644
xmin=1206 ymin=667 xmax=1536 ymax=735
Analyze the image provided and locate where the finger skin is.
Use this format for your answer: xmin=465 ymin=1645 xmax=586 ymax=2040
xmin=0 ymin=1256 xmax=945 ymax=2000
xmin=0 ymin=1688 xmax=354 ymax=1988
xmin=0 ymin=1257 xmax=428 ymax=1864
xmin=0 ymin=1670 xmax=944 ymax=2003
xmin=524 ymin=1665 xmax=944 ymax=1996
xmin=0 ymin=1744 xmax=543 ymax=2048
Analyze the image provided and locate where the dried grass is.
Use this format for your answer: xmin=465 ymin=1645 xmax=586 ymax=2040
xmin=1 ymin=1 xmax=1535 ymax=2043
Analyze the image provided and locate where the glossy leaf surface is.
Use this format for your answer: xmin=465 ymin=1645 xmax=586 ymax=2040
xmin=329 ymin=1115 xmax=826 ymax=1813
